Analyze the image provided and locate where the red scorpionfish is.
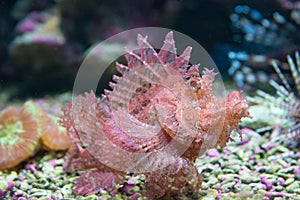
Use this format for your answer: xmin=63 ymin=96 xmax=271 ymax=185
xmin=62 ymin=32 xmax=250 ymax=199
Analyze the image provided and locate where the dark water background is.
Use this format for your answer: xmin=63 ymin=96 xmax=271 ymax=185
xmin=0 ymin=0 xmax=292 ymax=98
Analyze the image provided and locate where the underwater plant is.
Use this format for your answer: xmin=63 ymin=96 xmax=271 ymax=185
xmin=0 ymin=100 xmax=71 ymax=170
xmin=62 ymin=32 xmax=249 ymax=198
xmin=247 ymin=51 xmax=300 ymax=146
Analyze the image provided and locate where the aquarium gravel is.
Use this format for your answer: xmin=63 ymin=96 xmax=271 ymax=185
xmin=0 ymin=128 xmax=299 ymax=200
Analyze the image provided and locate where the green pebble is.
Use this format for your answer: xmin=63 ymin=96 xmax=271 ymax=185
xmin=46 ymin=184 xmax=58 ymax=190
xmin=99 ymin=189 xmax=108 ymax=195
xmin=277 ymin=159 xmax=288 ymax=167
xmin=278 ymin=166 xmax=296 ymax=174
xmin=6 ymin=171 xmax=18 ymax=181
xmin=233 ymin=191 xmax=253 ymax=198
xmin=222 ymin=169 xmax=235 ymax=174
xmin=204 ymin=189 xmax=218 ymax=198
xmin=289 ymin=160 xmax=298 ymax=165
xmin=139 ymin=175 xmax=145 ymax=181
xmin=213 ymin=168 xmax=223 ymax=176
xmin=286 ymin=181 xmax=300 ymax=193
xmin=240 ymin=184 xmax=251 ymax=191
xmin=53 ymin=191 xmax=63 ymax=199
xmin=267 ymin=156 xmax=278 ymax=162
xmin=243 ymin=162 xmax=254 ymax=170
xmin=260 ymin=174 xmax=277 ymax=183
xmin=0 ymin=180 xmax=9 ymax=191
xmin=202 ymin=172 xmax=211 ymax=180
xmin=249 ymin=183 xmax=266 ymax=190
xmin=61 ymin=184 xmax=73 ymax=196
xmin=199 ymin=165 xmax=215 ymax=173
xmin=218 ymin=160 xmax=226 ymax=167
xmin=55 ymin=159 xmax=64 ymax=165
xmin=30 ymin=191 xmax=50 ymax=197
xmin=220 ymin=196 xmax=232 ymax=200
xmin=132 ymin=186 xmax=140 ymax=192
xmin=241 ymin=175 xmax=260 ymax=184
xmin=217 ymin=174 xmax=237 ymax=182
xmin=82 ymin=194 xmax=101 ymax=200
xmin=210 ymin=157 xmax=219 ymax=164
xmin=229 ymin=159 xmax=242 ymax=165
xmin=113 ymin=194 xmax=124 ymax=199
xmin=24 ymin=172 xmax=36 ymax=180
xmin=295 ymin=188 xmax=300 ymax=194
xmin=266 ymin=165 xmax=281 ymax=174
xmin=285 ymin=178 xmax=295 ymax=186
xmin=275 ymin=185 xmax=284 ymax=191
xmin=256 ymin=189 xmax=267 ymax=195
xmin=275 ymin=173 xmax=289 ymax=179
xmin=266 ymin=147 xmax=286 ymax=156
xmin=220 ymin=182 xmax=235 ymax=192
xmin=228 ymin=165 xmax=241 ymax=173
xmin=252 ymin=194 xmax=265 ymax=200
xmin=207 ymin=176 xmax=219 ymax=185
xmin=201 ymin=182 xmax=210 ymax=190
xmin=20 ymin=182 xmax=31 ymax=191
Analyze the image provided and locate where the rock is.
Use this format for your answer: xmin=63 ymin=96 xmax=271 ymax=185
xmin=207 ymin=176 xmax=219 ymax=185
xmin=228 ymin=165 xmax=241 ymax=173
xmin=240 ymin=184 xmax=251 ymax=191
xmin=61 ymin=184 xmax=73 ymax=196
xmin=217 ymin=174 xmax=238 ymax=182
xmin=275 ymin=173 xmax=290 ymax=179
xmin=20 ymin=182 xmax=31 ymax=191
xmin=284 ymin=178 xmax=295 ymax=186
xmin=275 ymin=185 xmax=284 ymax=191
xmin=249 ymin=183 xmax=267 ymax=190
xmin=222 ymin=169 xmax=235 ymax=174
xmin=266 ymin=165 xmax=281 ymax=174
xmin=0 ymin=180 xmax=14 ymax=197
xmin=241 ymin=175 xmax=260 ymax=184
xmin=256 ymin=189 xmax=267 ymax=195
xmin=278 ymin=166 xmax=296 ymax=174
xmin=202 ymin=189 xmax=218 ymax=199
xmin=286 ymin=181 xmax=300 ymax=193
xmin=220 ymin=182 xmax=235 ymax=192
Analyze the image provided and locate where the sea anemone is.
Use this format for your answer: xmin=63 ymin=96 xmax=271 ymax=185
xmin=0 ymin=104 xmax=40 ymax=170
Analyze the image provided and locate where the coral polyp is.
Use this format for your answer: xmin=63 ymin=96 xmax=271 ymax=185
xmin=62 ymin=32 xmax=249 ymax=198
xmin=0 ymin=105 xmax=39 ymax=170
xmin=40 ymin=114 xmax=71 ymax=150
xmin=0 ymin=100 xmax=71 ymax=170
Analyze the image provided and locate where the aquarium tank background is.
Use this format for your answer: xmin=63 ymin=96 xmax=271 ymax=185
xmin=0 ymin=0 xmax=300 ymax=199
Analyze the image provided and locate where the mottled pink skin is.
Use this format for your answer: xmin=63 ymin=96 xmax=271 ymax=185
xmin=62 ymin=32 xmax=249 ymax=198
